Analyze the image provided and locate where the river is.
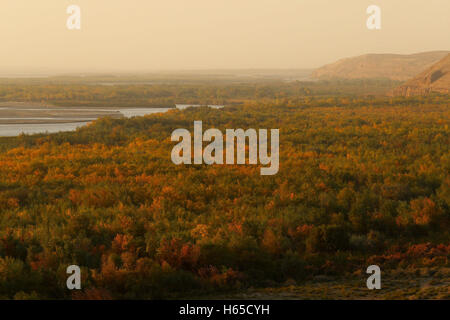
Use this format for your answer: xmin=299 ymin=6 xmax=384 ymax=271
xmin=0 ymin=107 xmax=172 ymax=137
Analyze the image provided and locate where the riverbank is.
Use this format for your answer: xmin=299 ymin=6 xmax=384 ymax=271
xmin=0 ymin=102 xmax=175 ymax=136
xmin=0 ymin=102 xmax=123 ymax=124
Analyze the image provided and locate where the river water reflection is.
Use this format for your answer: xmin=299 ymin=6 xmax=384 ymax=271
xmin=0 ymin=107 xmax=172 ymax=137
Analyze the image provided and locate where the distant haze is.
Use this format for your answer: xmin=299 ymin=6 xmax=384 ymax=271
xmin=1 ymin=0 xmax=449 ymax=73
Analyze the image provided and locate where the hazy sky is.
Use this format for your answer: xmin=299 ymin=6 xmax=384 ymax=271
xmin=0 ymin=0 xmax=449 ymax=72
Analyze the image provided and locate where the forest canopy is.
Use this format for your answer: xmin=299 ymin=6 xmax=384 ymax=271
xmin=0 ymin=83 xmax=448 ymax=299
